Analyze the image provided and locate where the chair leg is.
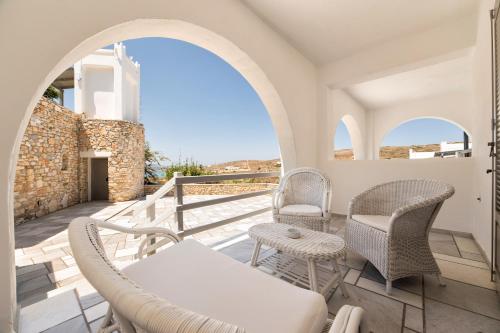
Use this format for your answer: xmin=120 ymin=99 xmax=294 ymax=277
xmin=250 ymin=241 xmax=262 ymax=267
xmin=386 ymin=280 xmax=392 ymax=294
xmin=436 ymin=273 xmax=446 ymax=287
xmin=98 ymin=306 xmax=120 ymax=333
xmin=307 ymin=259 xmax=319 ymax=292
xmin=332 ymin=260 xmax=349 ymax=298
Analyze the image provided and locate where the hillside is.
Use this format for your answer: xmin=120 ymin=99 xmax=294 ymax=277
xmin=207 ymin=159 xmax=281 ymax=173
xmin=334 ymin=143 xmax=443 ymax=160
xmin=206 ymin=159 xmax=281 ymax=183
xmin=208 ymin=142 xmax=454 ymax=174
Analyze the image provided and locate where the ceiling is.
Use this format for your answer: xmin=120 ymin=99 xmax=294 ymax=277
xmin=344 ymin=55 xmax=473 ymax=110
xmin=242 ymin=0 xmax=479 ymax=64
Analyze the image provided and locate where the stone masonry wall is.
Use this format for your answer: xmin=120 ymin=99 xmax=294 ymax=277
xmin=15 ymin=98 xmax=145 ymax=224
xmin=14 ymin=98 xmax=81 ymax=224
xmin=144 ymin=183 xmax=277 ymax=196
xmin=79 ymin=119 xmax=144 ymax=202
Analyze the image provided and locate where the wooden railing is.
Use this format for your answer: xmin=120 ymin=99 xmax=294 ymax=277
xmin=131 ymin=171 xmax=280 ymax=239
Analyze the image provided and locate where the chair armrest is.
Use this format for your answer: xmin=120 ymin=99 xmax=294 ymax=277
xmin=322 ymin=180 xmax=333 ymax=215
xmin=388 ymin=199 xmax=448 ymax=237
xmin=97 ymin=221 xmax=181 ymax=258
xmin=272 ymin=190 xmax=285 ymax=210
xmin=330 ymin=305 xmax=364 ymax=333
xmin=391 ymin=196 xmax=446 ymax=220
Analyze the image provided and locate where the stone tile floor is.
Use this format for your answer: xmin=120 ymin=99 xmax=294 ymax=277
xmin=15 ymin=199 xmax=500 ymax=333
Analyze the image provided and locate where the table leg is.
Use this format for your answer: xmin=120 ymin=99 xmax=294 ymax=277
xmin=307 ymin=258 xmax=319 ymax=292
xmin=250 ymin=241 xmax=262 ymax=267
xmin=332 ymin=260 xmax=349 ymax=298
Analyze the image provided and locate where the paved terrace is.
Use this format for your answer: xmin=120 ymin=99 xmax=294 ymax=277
xmin=15 ymin=196 xmax=500 ymax=333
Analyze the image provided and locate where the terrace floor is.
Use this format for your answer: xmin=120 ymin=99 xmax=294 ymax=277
xmin=15 ymin=196 xmax=500 ymax=333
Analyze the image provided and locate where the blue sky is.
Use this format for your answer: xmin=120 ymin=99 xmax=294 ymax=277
xmin=64 ymin=37 xmax=466 ymax=161
xmin=334 ymin=118 xmax=465 ymax=150
xmin=65 ymin=37 xmax=279 ymax=165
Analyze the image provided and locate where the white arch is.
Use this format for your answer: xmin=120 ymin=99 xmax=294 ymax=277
xmin=375 ymin=116 xmax=472 ymax=159
xmin=333 ymin=115 xmax=365 ymax=160
xmin=0 ymin=10 xmax=312 ymax=329
xmin=21 ymin=20 xmax=297 ymax=170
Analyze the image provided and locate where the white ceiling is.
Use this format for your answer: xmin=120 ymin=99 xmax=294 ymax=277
xmin=242 ymin=0 xmax=479 ymax=64
xmin=344 ymin=55 xmax=473 ymax=110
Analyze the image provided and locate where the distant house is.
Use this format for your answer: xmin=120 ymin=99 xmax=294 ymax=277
xmin=409 ymin=141 xmax=472 ymax=159
xmin=14 ymin=44 xmax=145 ymax=224
xmin=224 ymin=166 xmax=241 ymax=171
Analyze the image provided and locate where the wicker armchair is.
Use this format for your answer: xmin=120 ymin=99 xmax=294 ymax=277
xmin=69 ymin=217 xmax=363 ymax=333
xmin=346 ymin=179 xmax=455 ymax=294
xmin=273 ymin=168 xmax=332 ymax=232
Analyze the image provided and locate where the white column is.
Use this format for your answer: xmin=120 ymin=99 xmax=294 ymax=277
xmin=113 ymin=44 xmax=124 ymax=120
xmin=73 ymin=61 xmax=84 ymax=114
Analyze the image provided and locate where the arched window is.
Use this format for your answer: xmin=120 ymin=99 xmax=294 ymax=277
xmin=334 ymin=119 xmax=354 ymax=160
xmin=379 ymin=118 xmax=471 ymax=159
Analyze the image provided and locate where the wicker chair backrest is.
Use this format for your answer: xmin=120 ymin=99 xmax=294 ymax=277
xmin=359 ymin=179 xmax=454 ymax=217
xmin=281 ymin=168 xmax=330 ymax=208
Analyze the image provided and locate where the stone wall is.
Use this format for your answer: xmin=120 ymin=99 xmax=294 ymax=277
xmin=79 ymin=119 xmax=144 ymax=202
xmin=144 ymin=183 xmax=277 ymax=196
xmin=14 ymin=98 xmax=145 ymax=224
xmin=14 ymin=98 xmax=81 ymax=223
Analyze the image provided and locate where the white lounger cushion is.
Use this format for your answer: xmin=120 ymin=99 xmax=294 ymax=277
xmin=123 ymin=239 xmax=328 ymax=333
xmin=279 ymin=204 xmax=323 ymax=217
xmin=351 ymin=215 xmax=391 ymax=232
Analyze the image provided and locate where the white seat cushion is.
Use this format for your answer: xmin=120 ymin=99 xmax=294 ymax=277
xmin=351 ymin=215 xmax=392 ymax=232
xmin=279 ymin=204 xmax=323 ymax=217
xmin=123 ymin=239 xmax=327 ymax=333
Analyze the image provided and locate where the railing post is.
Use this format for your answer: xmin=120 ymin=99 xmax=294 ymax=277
xmin=145 ymin=194 xmax=156 ymax=256
xmin=145 ymin=194 xmax=156 ymax=223
xmin=174 ymin=172 xmax=184 ymax=233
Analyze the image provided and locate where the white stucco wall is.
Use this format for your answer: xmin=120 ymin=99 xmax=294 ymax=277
xmin=315 ymin=0 xmax=486 ymax=261
xmin=0 ymin=1 xmax=318 ymax=330
xmin=471 ymin=0 xmax=495 ymax=264
xmin=329 ymin=90 xmax=366 ymax=160
xmin=74 ymin=45 xmax=141 ymax=122
xmin=321 ymin=13 xmax=477 ymax=88
xmin=327 ymin=158 xmax=474 ymax=232
xmin=321 ymin=84 xmax=476 ymax=237
xmin=84 ymin=66 xmax=115 ymax=118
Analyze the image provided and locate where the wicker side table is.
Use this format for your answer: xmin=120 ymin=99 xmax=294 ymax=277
xmin=249 ymin=223 xmax=348 ymax=297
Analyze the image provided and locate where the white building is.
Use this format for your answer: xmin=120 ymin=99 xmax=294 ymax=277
xmin=409 ymin=141 xmax=473 ymax=159
xmin=74 ymin=43 xmax=140 ymax=122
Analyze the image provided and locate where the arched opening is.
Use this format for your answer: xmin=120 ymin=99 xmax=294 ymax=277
xmin=334 ymin=118 xmax=354 ymax=160
xmin=7 ymin=19 xmax=298 ymax=325
xmin=14 ymin=37 xmax=283 ymax=225
xmin=15 ymin=20 xmax=296 ymax=176
xmin=378 ymin=118 xmax=472 ymax=159
xmin=333 ymin=114 xmax=365 ymax=160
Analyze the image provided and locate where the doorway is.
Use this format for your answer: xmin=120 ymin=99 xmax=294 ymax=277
xmin=91 ymin=158 xmax=109 ymax=201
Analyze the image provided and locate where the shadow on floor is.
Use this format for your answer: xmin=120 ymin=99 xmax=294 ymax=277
xmin=16 ymin=261 xmax=57 ymax=307
xmin=15 ymin=201 xmax=136 ymax=248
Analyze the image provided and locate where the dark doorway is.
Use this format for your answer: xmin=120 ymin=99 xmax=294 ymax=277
xmin=91 ymin=158 xmax=109 ymax=201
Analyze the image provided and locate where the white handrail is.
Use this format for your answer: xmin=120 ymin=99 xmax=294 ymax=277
xmin=132 ymin=178 xmax=175 ymax=220
xmin=131 ymin=171 xmax=280 ymax=236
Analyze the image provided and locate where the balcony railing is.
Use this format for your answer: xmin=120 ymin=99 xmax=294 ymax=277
xmin=131 ymin=171 xmax=280 ymax=240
